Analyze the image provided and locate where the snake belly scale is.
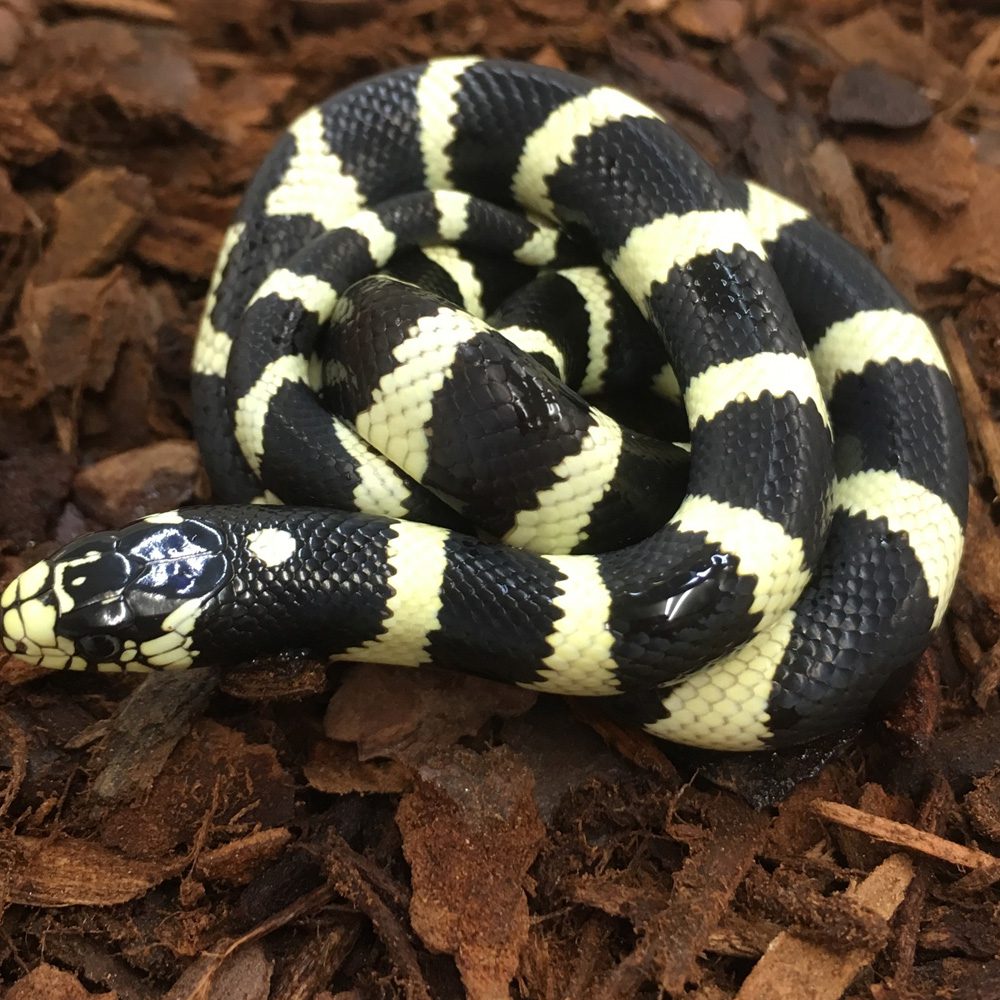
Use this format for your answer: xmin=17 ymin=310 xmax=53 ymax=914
xmin=0 ymin=58 xmax=968 ymax=751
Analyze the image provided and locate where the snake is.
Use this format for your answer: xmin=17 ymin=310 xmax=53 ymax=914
xmin=0 ymin=58 xmax=968 ymax=751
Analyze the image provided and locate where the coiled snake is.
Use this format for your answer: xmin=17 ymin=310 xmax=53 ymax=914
xmin=0 ymin=58 xmax=968 ymax=751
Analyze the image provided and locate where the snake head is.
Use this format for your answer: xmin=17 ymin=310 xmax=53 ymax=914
xmin=1 ymin=513 xmax=230 ymax=672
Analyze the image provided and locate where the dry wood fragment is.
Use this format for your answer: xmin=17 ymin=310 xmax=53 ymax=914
xmin=323 ymin=663 xmax=534 ymax=765
xmin=611 ymin=44 xmax=749 ymax=126
xmin=813 ymin=800 xmax=1000 ymax=870
xmin=193 ymin=828 xmax=294 ymax=884
xmin=805 ymin=139 xmax=883 ymax=256
xmin=937 ymin=316 xmax=1000 ymax=498
xmin=32 ymin=167 xmax=153 ymax=284
xmin=73 ymin=438 xmax=201 ymax=524
xmin=5 ymin=963 xmax=117 ymax=1000
xmin=596 ymin=795 xmax=770 ymax=996
xmin=842 ymin=118 xmax=977 ymax=217
xmin=670 ymin=0 xmax=745 ymax=43
xmin=305 ymin=738 xmax=412 ymax=795
xmin=828 ymin=63 xmax=932 ymax=128
xmin=324 ymin=838 xmax=431 ymax=1000
xmin=85 ymin=668 xmax=218 ymax=804
xmin=8 ymin=834 xmax=185 ymax=906
xmin=398 ymin=745 xmax=544 ymax=1000
xmin=735 ymin=854 xmax=914 ymax=1000
xmin=101 ymin=717 xmax=295 ymax=857
xmin=268 ymin=918 xmax=364 ymax=1000
xmin=62 ymin=0 xmax=177 ymax=22
xmin=571 ymin=703 xmax=680 ymax=785
xmin=161 ymin=885 xmax=335 ymax=1000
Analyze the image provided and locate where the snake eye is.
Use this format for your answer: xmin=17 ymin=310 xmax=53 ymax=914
xmin=77 ymin=634 xmax=123 ymax=662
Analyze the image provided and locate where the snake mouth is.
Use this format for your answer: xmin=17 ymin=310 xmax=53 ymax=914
xmin=1 ymin=562 xmax=83 ymax=670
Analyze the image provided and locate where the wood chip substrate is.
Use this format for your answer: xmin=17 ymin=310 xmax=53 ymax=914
xmin=1 ymin=1 xmax=1000 ymax=997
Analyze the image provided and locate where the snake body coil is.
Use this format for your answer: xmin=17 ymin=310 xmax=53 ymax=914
xmin=0 ymin=59 xmax=968 ymax=750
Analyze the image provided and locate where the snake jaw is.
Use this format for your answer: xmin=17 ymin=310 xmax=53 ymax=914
xmin=0 ymin=514 xmax=231 ymax=672
xmin=1 ymin=564 xmax=73 ymax=669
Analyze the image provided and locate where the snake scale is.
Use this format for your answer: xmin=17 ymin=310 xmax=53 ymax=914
xmin=0 ymin=58 xmax=968 ymax=751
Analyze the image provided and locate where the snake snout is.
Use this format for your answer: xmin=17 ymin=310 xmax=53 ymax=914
xmin=1 ymin=561 xmax=70 ymax=669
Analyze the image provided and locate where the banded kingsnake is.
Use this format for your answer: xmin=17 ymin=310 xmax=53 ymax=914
xmin=0 ymin=58 xmax=968 ymax=751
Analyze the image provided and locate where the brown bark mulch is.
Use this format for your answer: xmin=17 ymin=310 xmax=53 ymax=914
xmin=2 ymin=1 xmax=1000 ymax=997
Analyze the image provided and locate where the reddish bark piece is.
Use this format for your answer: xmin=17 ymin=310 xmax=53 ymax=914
xmin=191 ymin=70 xmax=297 ymax=136
xmin=87 ymin=668 xmax=219 ymax=808
xmin=503 ymin=703 xmax=640 ymax=821
xmin=322 ymin=839 xmax=430 ymax=1000
xmin=323 ymin=663 xmax=535 ymax=764
xmin=73 ymin=438 xmax=200 ymax=524
xmin=0 ymin=95 xmax=61 ymax=165
xmin=832 ymin=784 xmax=917 ymax=872
xmin=133 ymin=213 xmax=226 ymax=279
xmin=509 ymin=0 xmax=590 ymax=23
xmin=880 ymin=164 xmax=1000 ymax=288
xmin=171 ymin=0 xmax=289 ymax=48
xmin=62 ymin=0 xmax=177 ymax=23
xmin=813 ymin=800 xmax=1000 ymax=870
xmin=904 ymin=959 xmax=1000 ymax=999
xmin=0 ymin=446 xmax=75 ymax=546
xmin=163 ymin=942 xmax=273 ymax=1000
xmin=965 ymin=769 xmax=1000 ymax=841
xmin=33 ymin=167 xmax=153 ymax=284
xmin=0 ymin=7 xmax=25 ymax=65
xmin=532 ymin=43 xmax=567 ymax=71
xmin=596 ymin=794 xmax=769 ymax=995
xmin=958 ymin=494 xmax=1000 ymax=621
xmin=939 ymin=317 xmax=1000 ymax=507
xmin=0 ymin=168 xmax=36 ymax=326
xmin=741 ymin=864 xmax=890 ymax=954
xmin=270 ymin=919 xmax=364 ymax=1000
xmin=919 ymin=898 xmax=1000 ymax=958
xmin=14 ymin=270 xmax=161 ymax=452
xmin=219 ymin=655 xmax=328 ymax=700
xmin=17 ymin=278 xmax=116 ymax=393
xmin=823 ymin=8 xmax=966 ymax=100
xmin=305 ymin=738 xmax=412 ymax=795
xmin=843 ymin=118 xmax=977 ymax=217
xmin=670 ymin=0 xmax=746 ymax=43
xmin=881 ymin=645 xmax=942 ymax=745
xmin=7 ymin=833 xmax=182 ymax=906
xmin=101 ymin=718 xmax=295 ymax=858
xmin=828 ymin=63 xmax=932 ymax=128
xmin=735 ymin=855 xmax=914 ymax=1000
xmin=612 ymin=44 xmax=748 ymax=126
xmin=193 ymin=828 xmax=294 ymax=884
xmin=45 ymin=18 xmax=200 ymax=117
xmin=959 ymin=292 xmax=1000 ymax=394
xmin=805 ymin=139 xmax=883 ymax=257
xmin=6 ymin=963 xmax=117 ymax=999
xmin=743 ymin=94 xmax=824 ymax=216
xmin=730 ymin=35 xmax=787 ymax=104
xmin=765 ymin=764 xmax=849 ymax=858
xmin=397 ymin=745 xmax=545 ymax=1000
